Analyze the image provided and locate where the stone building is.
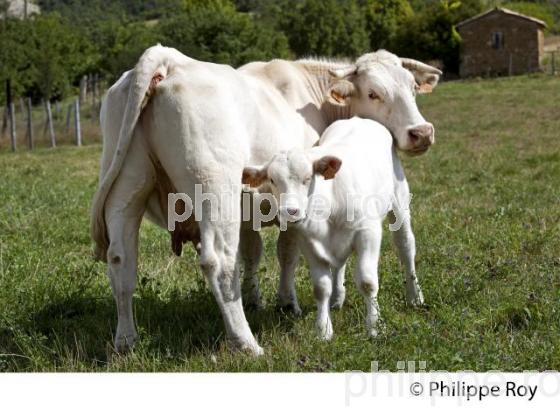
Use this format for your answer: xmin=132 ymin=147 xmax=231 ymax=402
xmin=457 ymin=7 xmax=546 ymax=77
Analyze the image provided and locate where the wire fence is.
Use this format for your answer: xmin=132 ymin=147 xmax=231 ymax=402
xmin=0 ymin=75 xmax=104 ymax=152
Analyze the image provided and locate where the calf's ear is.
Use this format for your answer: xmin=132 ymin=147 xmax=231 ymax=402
xmin=242 ymin=166 xmax=268 ymax=188
xmin=313 ymin=156 xmax=342 ymax=180
xmin=326 ymin=80 xmax=356 ymax=106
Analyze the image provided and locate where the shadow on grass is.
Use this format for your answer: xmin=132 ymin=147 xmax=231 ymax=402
xmin=1 ymin=286 xmax=295 ymax=370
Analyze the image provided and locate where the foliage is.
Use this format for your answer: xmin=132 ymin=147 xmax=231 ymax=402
xmin=265 ymin=0 xmax=370 ymax=58
xmin=361 ymin=0 xmax=413 ymax=51
xmin=159 ymin=0 xmax=290 ymax=66
xmin=0 ymin=14 xmax=96 ymax=101
xmin=503 ymin=1 xmax=559 ymax=32
xmin=394 ymin=1 xmax=465 ymax=72
xmin=1 ymin=0 xmax=560 ymax=102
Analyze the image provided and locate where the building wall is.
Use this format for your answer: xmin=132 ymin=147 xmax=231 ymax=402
xmin=459 ymin=12 xmax=543 ymax=77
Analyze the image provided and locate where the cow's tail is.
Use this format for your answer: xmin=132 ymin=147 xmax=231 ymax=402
xmin=90 ymin=44 xmax=174 ymax=262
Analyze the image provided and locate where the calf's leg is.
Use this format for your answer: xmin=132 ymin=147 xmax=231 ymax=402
xmin=330 ymin=264 xmax=346 ymax=309
xmin=353 ymin=227 xmax=382 ymax=337
xmin=389 ymin=210 xmax=424 ymax=306
xmin=239 ymin=227 xmax=263 ymax=309
xmin=276 ymin=230 xmax=302 ymax=315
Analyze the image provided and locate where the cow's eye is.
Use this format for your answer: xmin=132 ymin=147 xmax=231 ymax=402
xmin=368 ymin=91 xmax=379 ymax=100
xmin=270 ymin=178 xmax=275 ymax=185
xmin=304 ymin=176 xmax=312 ymax=184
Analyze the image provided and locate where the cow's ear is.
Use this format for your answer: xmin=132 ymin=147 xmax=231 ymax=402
xmin=326 ymin=80 xmax=356 ymax=107
xmin=401 ymin=58 xmax=442 ymax=94
xmin=313 ymin=156 xmax=342 ymax=180
xmin=242 ymin=166 xmax=268 ymax=188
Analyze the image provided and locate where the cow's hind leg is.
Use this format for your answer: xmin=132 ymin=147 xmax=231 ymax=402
xmin=196 ymin=181 xmax=263 ymax=355
xmin=240 ymin=227 xmax=263 ymax=309
xmin=104 ymin=139 xmax=153 ymax=353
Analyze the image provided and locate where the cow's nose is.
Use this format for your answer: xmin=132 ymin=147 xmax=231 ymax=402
xmin=408 ymin=123 xmax=435 ymax=147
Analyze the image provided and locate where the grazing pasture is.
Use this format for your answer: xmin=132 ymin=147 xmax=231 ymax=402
xmin=0 ymin=74 xmax=559 ymax=372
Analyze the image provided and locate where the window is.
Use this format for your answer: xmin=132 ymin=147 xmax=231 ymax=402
xmin=491 ymin=32 xmax=504 ymax=49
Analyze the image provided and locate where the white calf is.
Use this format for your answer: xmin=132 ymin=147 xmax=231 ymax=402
xmin=242 ymin=117 xmax=424 ymax=339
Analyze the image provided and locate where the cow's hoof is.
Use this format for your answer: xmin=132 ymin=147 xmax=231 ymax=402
xmin=277 ymin=301 xmax=302 ymax=317
xmin=406 ymin=295 xmax=425 ymax=307
xmin=367 ymin=321 xmax=385 ymax=338
xmin=244 ymin=298 xmax=264 ymax=311
xmin=230 ymin=339 xmax=264 ymax=356
xmin=406 ymin=286 xmax=425 ymax=307
xmin=114 ymin=332 xmax=138 ymax=354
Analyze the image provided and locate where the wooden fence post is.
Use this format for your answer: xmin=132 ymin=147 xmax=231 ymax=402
xmin=44 ymin=99 xmax=56 ymax=148
xmin=91 ymin=73 xmax=97 ymax=124
xmin=7 ymin=80 xmax=16 ymax=151
xmin=79 ymin=75 xmax=87 ymax=106
xmin=74 ymin=99 xmax=82 ymax=147
xmin=26 ymin=98 xmax=34 ymax=150
xmin=1 ymin=106 xmax=7 ymax=139
xmin=65 ymin=104 xmax=73 ymax=132
xmin=9 ymin=102 xmax=16 ymax=152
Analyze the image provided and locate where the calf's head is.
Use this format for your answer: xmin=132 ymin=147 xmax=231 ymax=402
xmin=327 ymin=50 xmax=441 ymax=155
xmin=242 ymin=150 xmax=342 ymax=226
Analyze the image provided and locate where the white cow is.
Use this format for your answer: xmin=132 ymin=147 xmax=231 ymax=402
xmin=242 ymin=117 xmax=424 ymax=339
xmin=91 ymin=45 xmax=440 ymax=355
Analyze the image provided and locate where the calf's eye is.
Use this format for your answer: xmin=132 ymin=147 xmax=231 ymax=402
xmin=368 ymin=91 xmax=378 ymax=100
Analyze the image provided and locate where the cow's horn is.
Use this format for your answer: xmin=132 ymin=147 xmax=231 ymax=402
xmin=400 ymin=58 xmax=442 ymax=75
xmin=329 ymin=65 xmax=357 ymax=78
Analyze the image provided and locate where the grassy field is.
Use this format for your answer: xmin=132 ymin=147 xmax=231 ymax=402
xmin=0 ymin=74 xmax=559 ymax=372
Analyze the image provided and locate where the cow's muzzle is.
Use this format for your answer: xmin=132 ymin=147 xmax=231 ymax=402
xmin=407 ymin=123 xmax=435 ymax=155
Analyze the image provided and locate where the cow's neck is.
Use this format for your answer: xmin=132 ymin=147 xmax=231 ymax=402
xmin=296 ymin=59 xmax=353 ymax=132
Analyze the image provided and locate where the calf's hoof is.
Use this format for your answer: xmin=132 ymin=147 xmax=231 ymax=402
xmin=317 ymin=320 xmax=333 ymax=341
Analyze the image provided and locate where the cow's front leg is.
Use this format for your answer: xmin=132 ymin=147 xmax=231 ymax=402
xmin=389 ymin=211 xmax=424 ymax=306
xmin=276 ymin=230 xmax=302 ymax=315
xmin=239 ymin=226 xmax=263 ymax=310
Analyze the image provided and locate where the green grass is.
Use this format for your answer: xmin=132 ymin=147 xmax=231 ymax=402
xmin=1 ymin=74 xmax=559 ymax=372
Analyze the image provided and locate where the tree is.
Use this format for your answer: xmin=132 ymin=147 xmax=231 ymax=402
xmin=394 ymin=0 xmax=463 ymax=72
xmin=271 ymin=0 xmax=369 ymax=58
xmin=361 ymin=0 xmax=413 ymax=51
xmin=159 ymin=0 xmax=291 ymax=66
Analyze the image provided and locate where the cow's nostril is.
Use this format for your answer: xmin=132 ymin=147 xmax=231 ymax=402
xmin=408 ymin=130 xmax=420 ymax=143
xmin=287 ymin=208 xmax=299 ymax=216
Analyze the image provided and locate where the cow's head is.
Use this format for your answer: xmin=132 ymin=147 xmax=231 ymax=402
xmin=326 ymin=50 xmax=441 ymax=155
xmin=242 ymin=150 xmax=342 ymax=226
